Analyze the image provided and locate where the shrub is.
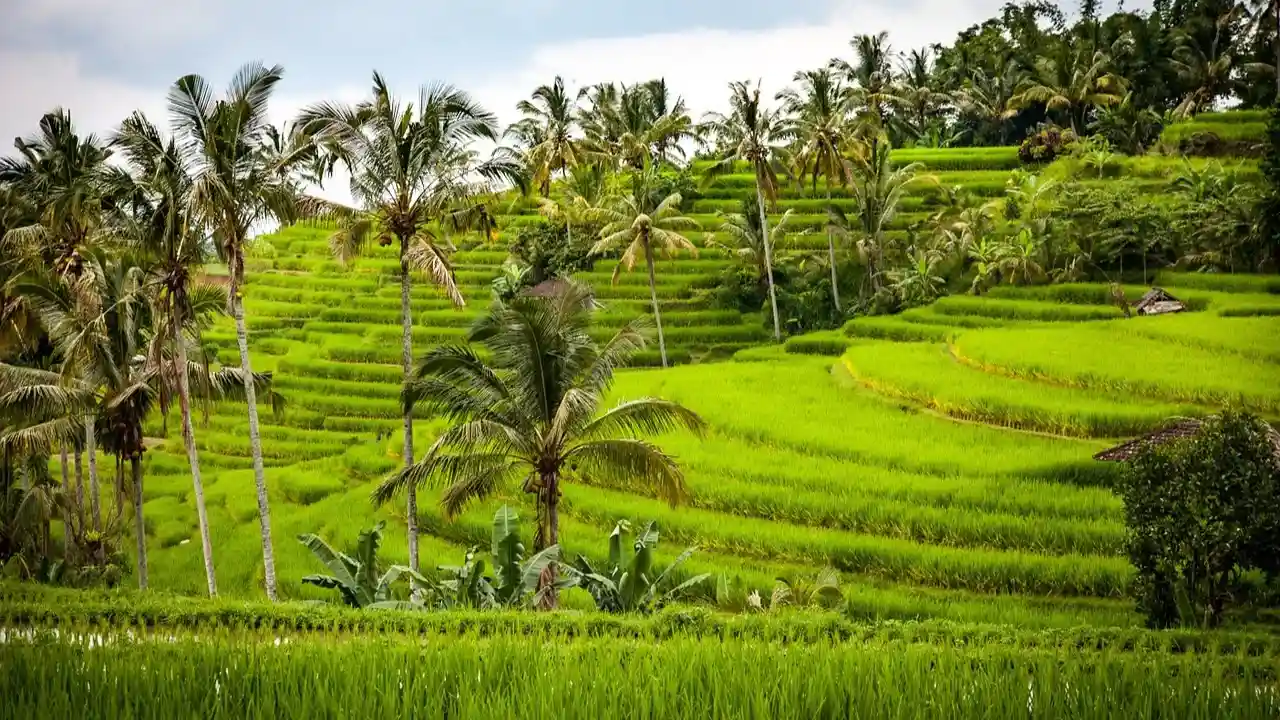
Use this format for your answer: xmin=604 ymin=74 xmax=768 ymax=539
xmin=507 ymin=222 xmax=598 ymax=284
xmin=1018 ymin=126 xmax=1077 ymax=164
xmin=1117 ymin=412 xmax=1280 ymax=628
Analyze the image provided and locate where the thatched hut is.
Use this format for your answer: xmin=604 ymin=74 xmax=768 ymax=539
xmin=1133 ymin=287 xmax=1185 ymax=316
xmin=1094 ymin=418 xmax=1280 ymax=462
xmin=519 ymin=278 xmax=602 ymax=309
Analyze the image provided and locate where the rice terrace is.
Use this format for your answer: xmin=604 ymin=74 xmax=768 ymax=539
xmin=2 ymin=1 xmax=1280 ymax=717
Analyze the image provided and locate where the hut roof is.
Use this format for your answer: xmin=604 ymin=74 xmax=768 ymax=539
xmin=1134 ymin=287 xmax=1185 ymax=316
xmin=520 ymin=278 xmax=579 ymax=299
xmin=1094 ymin=418 xmax=1280 ymax=462
xmin=519 ymin=278 xmax=603 ymax=308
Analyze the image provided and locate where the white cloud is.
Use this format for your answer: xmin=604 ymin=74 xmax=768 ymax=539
xmin=11 ymin=0 xmax=217 ymax=46
xmin=1 ymin=0 xmax=1019 ymax=210
xmin=469 ymin=0 xmax=1010 ymax=125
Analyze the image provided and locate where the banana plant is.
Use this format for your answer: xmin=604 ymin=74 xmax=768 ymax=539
xmin=571 ymin=520 xmax=708 ymax=613
xmin=297 ymin=521 xmax=414 ymax=609
xmin=414 ymin=505 xmax=569 ymax=609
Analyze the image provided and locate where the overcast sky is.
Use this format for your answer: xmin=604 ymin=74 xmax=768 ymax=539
xmin=3 ymin=0 xmax=1142 ymax=202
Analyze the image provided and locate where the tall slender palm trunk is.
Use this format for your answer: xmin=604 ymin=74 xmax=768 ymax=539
xmin=824 ymin=175 xmax=841 ymax=313
xmin=73 ymin=450 xmax=84 ymax=513
xmin=539 ymin=470 xmax=561 ymax=609
xmin=59 ymin=445 xmax=73 ymax=553
xmin=232 ymin=282 xmax=278 ymax=601
xmin=85 ymin=415 xmax=100 ymax=532
xmin=643 ymin=239 xmax=669 ymax=368
xmin=753 ymin=183 xmax=782 ymax=342
xmin=399 ymin=239 xmax=419 ymax=573
xmin=173 ymin=312 xmax=217 ymax=597
xmin=132 ymin=456 xmax=147 ymax=590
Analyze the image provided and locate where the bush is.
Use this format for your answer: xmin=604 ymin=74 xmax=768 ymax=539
xmin=508 ymin=222 xmax=598 ymax=284
xmin=1018 ymin=126 xmax=1077 ymax=165
xmin=1117 ymin=412 xmax=1280 ymax=628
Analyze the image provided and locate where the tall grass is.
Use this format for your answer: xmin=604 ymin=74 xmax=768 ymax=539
xmin=954 ymin=324 xmax=1280 ymax=413
xmin=842 ymin=342 xmax=1203 ymax=438
xmin=5 ymin=633 xmax=1275 ymax=719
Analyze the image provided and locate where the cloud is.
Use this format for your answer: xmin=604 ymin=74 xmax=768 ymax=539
xmin=9 ymin=0 xmax=218 ymax=47
xmin=468 ymin=0 xmax=1011 ymax=125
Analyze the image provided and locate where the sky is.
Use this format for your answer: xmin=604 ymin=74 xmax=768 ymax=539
xmin=1 ymin=0 xmax=1121 ymax=202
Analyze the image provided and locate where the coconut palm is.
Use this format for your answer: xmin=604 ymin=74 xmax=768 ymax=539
xmin=1011 ymin=48 xmax=1127 ymax=132
xmin=831 ymin=32 xmax=902 ymax=129
xmin=836 ymin=142 xmax=925 ymax=296
xmin=577 ymin=81 xmax=692 ymax=169
xmin=298 ymin=72 xmax=523 ymax=572
xmin=508 ymin=76 xmax=583 ymax=196
xmin=1171 ymin=7 xmax=1268 ymax=118
xmin=167 ymin=61 xmax=309 ymax=601
xmin=110 ymin=111 xmax=221 ymax=594
xmin=373 ymin=281 xmax=706 ymax=606
xmin=591 ymin=167 xmax=700 ymax=368
xmin=893 ymin=48 xmax=952 ymax=142
xmin=710 ymin=198 xmax=794 ymax=298
xmin=777 ymin=69 xmax=853 ymax=314
xmin=953 ymin=61 xmax=1026 ymax=145
xmin=1 ymin=110 xmax=114 ymax=535
xmin=0 ymin=109 xmax=114 ymax=280
xmin=701 ymin=81 xmax=790 ymax=340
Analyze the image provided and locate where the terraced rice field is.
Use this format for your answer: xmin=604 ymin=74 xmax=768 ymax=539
xmin=51 ymin=147 xmax=1280 ymax=629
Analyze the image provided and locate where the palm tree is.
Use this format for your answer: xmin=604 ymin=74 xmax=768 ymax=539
xmin=299 ymin=72 xmax=523 ymax=573
xmin=710 ymin=198 xmax=794 ymax=296
xmin=1244 ymin=0 xmax=1279 ymax=98
xmin=576 ymin=81 xmax=693 ymax=169
xmin=167 ymin=61 xmax=307 ymax=601
xmin=777 ymin=69 xmax=852 ymax=314
xmin=591 ymin=167 xmax=700 ymax=368
xmin=508 ymin=77 xmax=582 ymax=196
xmin=1 ymin=110 xmax=113 ymax=534
xmin=893 ymin=48 xmax=951 ymax=142
xmin=1171 ymin=7 xmax=1267 ymax=118
xmin=373 ymin=281 xmax=706 ymax=607
xmin=835 ymin=142 xmax=924 ymax=296
xmin=111 ymin=111 xmax=219 ymax=594
xmin=701 ymin=81 xmax=789 ymax=340
xmin=1011 ymin=48 xmax=1127 ymax=132
xmin=953 ymin=61 xmax=1025 ymax=145
xmin=831 ymin=32 xmax=902 ymax=130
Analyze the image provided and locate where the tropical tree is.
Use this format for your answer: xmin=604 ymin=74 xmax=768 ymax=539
xmin=837 ymin=142 xmax=925 ymax=296
xmin=591 ymin=167 xmax=700 ymax=367
xmin=1171 ymin=6 xmax=1267 ymax=118
xmin=777 ymin=69 xmax=852 ymax=314
xmin=701 ymin=81 xmax=789 ymax=339
xmin=576 ymin=81 xmax=693 ymax=169
xmin=953 ymin=62 xmax=1026 ymax=145
xmin=167 ymin=61 xmax=307 ymax=600
xmin=1011 ymin=48 xmax=1127 ymax=132
xmin=831 ymin=32 xmax=902 ymax=129
xmin=893 ymin=48 xmax=951 ymax=142
xmin=710 ymin=198 xmax=794 ymax=298
xmin=298 ymin=72 xmax=523 ymax=573
xmin=372 ymin=281 xmax=706 ymax=606
xmin=507 ymin=76 xmax=583 ymax=196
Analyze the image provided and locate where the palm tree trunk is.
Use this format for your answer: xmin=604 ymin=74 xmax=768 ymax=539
xmin=231 ymin=285 xmax=278 ymax=601
xmin=643 ymin=239 xmax=669 ymax=368
xmin=173 ymin=315 xmax=217 ymax=597
xmin=73 ymin=449 xmax=84 ymax=515
xmin=754 ymin=183 xmax=782 ymax=342
xmin=542 ymin=470 xmax=560 ymax=609
xmin=399 ymin=240 xmax=419 ymax=573
xmin=85 ymin=414 xmax=100 ymax=532
xmin=59 ymin=445 xmax=73 ymax=553
xmin=132 ymin=455 xmax=147 ymax=590
xmin=823 ymin=175 xmax=841 ymax=313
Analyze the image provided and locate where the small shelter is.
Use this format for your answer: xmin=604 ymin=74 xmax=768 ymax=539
xmin=518 ymin=278 xmax=602 ymax=309
xmin=1133 ymin=287 xmax=1185 ymax=316
xmin=1094 ymin=418 xmax=1280 ymax=462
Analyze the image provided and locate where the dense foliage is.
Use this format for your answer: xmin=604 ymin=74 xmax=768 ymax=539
xmin=1118 ymin=412 xmax=1280 ymax=628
